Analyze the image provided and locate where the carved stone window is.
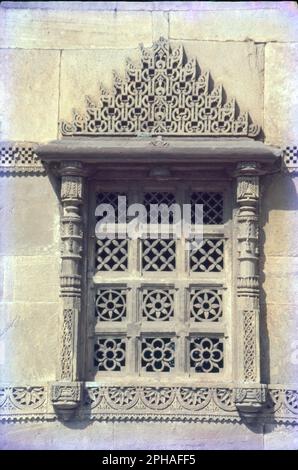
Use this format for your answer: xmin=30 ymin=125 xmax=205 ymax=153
xmin=87 ymin=183 xmax=231 ymax=383
xmin=34 ymin=38 xmax=281 ymax=422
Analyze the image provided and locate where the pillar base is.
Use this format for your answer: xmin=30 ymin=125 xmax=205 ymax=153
xmin=235 ymin=384 xmax=267 ymax=422
xmin=51 ymin=381 xmax=82 ymax=421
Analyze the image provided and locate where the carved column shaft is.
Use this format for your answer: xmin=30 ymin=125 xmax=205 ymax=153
xmin=51 ymin=161 xmax=85 ymax=419
xmin=235 ymin=162 xmax=266 ymax=417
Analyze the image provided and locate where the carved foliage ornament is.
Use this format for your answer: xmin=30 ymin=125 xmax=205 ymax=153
xmin=61 ymin=38 xmax=260 ymax=138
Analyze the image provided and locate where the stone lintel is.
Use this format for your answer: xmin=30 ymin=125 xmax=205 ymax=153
xmin=37 ymin=137 xmax=281 ymax=170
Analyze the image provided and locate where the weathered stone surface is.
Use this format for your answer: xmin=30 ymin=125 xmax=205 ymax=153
xmin=264 ymin=425 xmax=298 ymax=450
xmin=260 ymin=257 xmax=298 ymax=306
xmin=264 ymin=43 xmax=298 ymax=147
xmin=1 ymin=2 xmax=291 ymax=12
xmin=2 ymin=255 xmax=60 ymax=303
xmin=152 ymin=11 xmax=169 ymax=40
xmin=59 ymin=48 xmax=140 ymax=127
xmin=0 ymin=50 xmax=60 ymax=142
xmin=260 ymin=174 xmax=298 ymax=257
xmin=170 ymin=6 xmax=298 ymax=42
xmin=260 ymin=303 xmax=298 ymax=384
xmin=0 ymin=176 xmax=60 ymax=256
xmin=112 ymin=422 xmax=264 ymax=450
xmin=0 ymin=9 xmax=152 ymax=49
xmin=0 ymin=421 xmax=264 ymax=450
xmin=0 ymin=302 xmax=59 ymax=382
xmin=171 ymin=41 xmax=264 ymax=128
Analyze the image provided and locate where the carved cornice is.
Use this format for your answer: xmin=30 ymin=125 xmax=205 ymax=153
xmin=1 ymin=384 xmax=298 ymax=424
xmin=60 ymin=37 xmax=260 ymax=138
xmin=0 ymin=142 xmax=45 ymax=175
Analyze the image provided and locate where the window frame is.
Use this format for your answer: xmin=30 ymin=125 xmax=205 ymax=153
xmin=84 ymin=176 xmax=234 ymax=386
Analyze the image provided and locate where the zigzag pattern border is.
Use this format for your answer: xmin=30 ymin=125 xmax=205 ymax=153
xmin=0 ymin=142 xmax=46 ymax=175
xmin=0 ymin=143 xmax=296 ymax=174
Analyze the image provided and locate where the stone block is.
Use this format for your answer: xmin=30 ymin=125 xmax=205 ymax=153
xmin=1 ymin=2 xmax=289 ymax=12
xmin=0 ymin=9 xmax=152 ymax=49
xmin=59 ymin=49 xmax=141 ymax=129
xmin=171 ymin=40 xmax=264 ymax=128
xmin=169 ymin=7 xmax=298 ymax=42
xmin=261 ymin=303 xmax=298 ymax=384
xmin=261 ymin=256 xmax=298 ymax=306
xmin=260 ymin=174 xmax=298 ymax=257
xmin=0 ymin=49 xmax=60 ymax=142
xmin=0 ymin=421 xmax=264 ymax=450
xmin=0 ymin=421 xmax=114 ymax=450
xmin=112 ymin=422 xmax=263 ymax=450
xmin=264 ymin=43 xmax=298 ymax=147
xmin=152 ymin=11 xmax=169 ymax=40
xmin=0 ymin=176 xmax=60 ymax=256
xmin=264 ymin=425 xmax=298 ymax=450
xmin=0 ymin=302 xmax=60 ymax=383
xmin=2 ymin=255 xmax=60 ymax=303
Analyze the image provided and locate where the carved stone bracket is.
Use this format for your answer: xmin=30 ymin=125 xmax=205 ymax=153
xmin=51 ymin=382 xmax=82 ymax=421
xmin=51 ymin=161 xmax=86 ymax=420
xmin=235 ymin=384 xmax=267 ymax=421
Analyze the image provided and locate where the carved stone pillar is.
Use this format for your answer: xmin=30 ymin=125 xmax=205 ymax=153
xmin=50 ymin=161 xmax=85 ymax=420
xmin=234 ymin=162 xmax=267 ymax=418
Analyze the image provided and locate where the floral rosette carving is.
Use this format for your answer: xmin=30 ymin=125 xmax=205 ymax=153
xmin=140 ymin=387 xmax=175 ymax=410
xmin=10 ymin=387 xmax=46 ymax=410
xmin=84 ymin=387 xmax=103 ymax=409
xmin=177 ymin=387 xmax=211 ymax=411
xmin=265 ymin=389 xmax=283 ymax=413
xmin=105 ymin=387 xmax=139 ymax=410
xmin=0 ymin=388 xmax=8 ymax=408
xmin=285 ymin=390 xmax=298 ymax=414
xmin=213 ymin=388 xmax=237 ymax=412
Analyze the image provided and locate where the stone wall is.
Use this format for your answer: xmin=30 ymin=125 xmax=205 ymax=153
xmin=0 ymin=1 xmax=297 ymax=449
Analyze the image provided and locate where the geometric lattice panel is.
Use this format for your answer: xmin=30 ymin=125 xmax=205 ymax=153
xmin=191 ymin=192 xmax=223 ymax=224
xmin=142 ymin=288 xmax=174 ymax=321
xmin=190 ymin=288 xmax=223 ymax=322
xmin=95 ymin=289 xmax=126 ymax=322
xmin=190 ymin=238 xmax=224 ymax=272
xmin=94 ymin=337 xmax=126 ymax=372
xmin=144 ymin=192 xmax=176 ymax=224
xmin=96 ymin=238 xmax=128 ymax=271
xmin=190 ymin=336 xmax=224 ymax=373
xmin=142 ymin=239 xmax=176 ymax=271
xmin=96 ymin=192 xmax=127 ymax=223
xmin=141 ymin=337 xmax=175 ymax=372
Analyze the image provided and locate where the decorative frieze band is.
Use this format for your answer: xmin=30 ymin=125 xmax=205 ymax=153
xmin=0 ymin=142 xmax=45 ymax=175
xmin=283 ymin=146 xmax=298 ymax=173
xmin=2 ymin=142 xmax=293 ymax=175
xmin=1 ymin=384 xmax=298 ymax=424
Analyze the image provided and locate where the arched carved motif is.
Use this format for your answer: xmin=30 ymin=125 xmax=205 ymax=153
xmin=61 ymin=37 xmax=260 ymax=138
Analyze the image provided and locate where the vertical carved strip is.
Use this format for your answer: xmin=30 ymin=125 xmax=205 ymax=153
xmin=243 ymin=310 xmax=257 ymax=382
xmin=60 ymin=308 xmax=73 ymax=380
xmin=51 ymin=161 xmax=85 ymax=420
xmin=235 ymin=162 xmax=266 ymax=417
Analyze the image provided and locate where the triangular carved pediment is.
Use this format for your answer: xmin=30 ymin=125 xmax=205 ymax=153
xmin=61 ymin=37 xmax=260 ymax=138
